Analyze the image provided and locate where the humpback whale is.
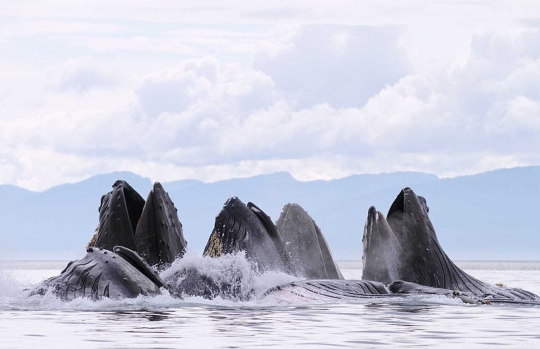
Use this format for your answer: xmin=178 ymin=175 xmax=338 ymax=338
xmin=92 ymin=181 xmax=187 ymax=267
xmin=276 ymin=203 xmax=343 ymax=279
xmin=362 ymin=187 xmax=540 ymax=303
xmin=29 ymin=180 xmax=189 ymax=301
xmin=202 ymin=198 xmax=344 ymax=281
xmin=162 ymin=200 xmax=346 ymax=301
xmin=203 ymin=197 xmax=291 ymax=274
xmin=30 ymin=246 xmax=171 ymax=300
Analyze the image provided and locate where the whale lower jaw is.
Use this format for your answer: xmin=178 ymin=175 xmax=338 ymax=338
xmin=30 ymin=247 xmax=164 ymax=301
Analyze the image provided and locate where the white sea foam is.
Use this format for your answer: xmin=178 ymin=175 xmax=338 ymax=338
xmin=161 ymin=250 xmax=300 ymax=300
xmin=0 ymin=270 xmax=28 ymax=297
xmin=0 ymin=252 xmax=301 ymax=311
xmin=2 ymin=259 xmax=539 ymax=312
xmin=3 ymin=261 xmax=540 ymax=349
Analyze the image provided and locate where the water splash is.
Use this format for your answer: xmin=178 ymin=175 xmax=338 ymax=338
xmin=161 ymin=251 xmax=299 ymax=300
xmin=0 ymin=256 xmax=509 ymax=311
xmin=0 ymin=251 xmax=300 ymax=310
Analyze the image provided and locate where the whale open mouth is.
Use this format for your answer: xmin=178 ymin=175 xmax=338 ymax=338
xmin=203 ymin=197 xmax=290 ymax=274
xmin=92 ymin=181 xmax=188 ymax=268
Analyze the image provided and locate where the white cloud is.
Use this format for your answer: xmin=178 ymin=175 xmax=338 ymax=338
xmin=62 ymin=35 xmax=202 ymax=56
xmin=0 ymin=154 xmax=19 ymax=184
xmin=0 ymin=20 xmax=131 ymax=38
xmin=137 ymin=57 xmax=260 ymax=115
xmin=252 ymin=25 xmax=409 ymax=108
xmin=2 ymin=15 xmax=540 ymax=190
xmin=55 ymin=58 xmax=118 ymax=92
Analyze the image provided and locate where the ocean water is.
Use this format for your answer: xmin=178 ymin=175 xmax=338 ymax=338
xmin=1 ymin=257 xmax=540 ymax=348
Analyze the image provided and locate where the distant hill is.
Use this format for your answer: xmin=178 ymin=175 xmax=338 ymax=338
xmin=0 ymin=167 xmax=539 ymax=260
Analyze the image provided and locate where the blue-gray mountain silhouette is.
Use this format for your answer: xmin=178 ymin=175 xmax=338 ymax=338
xmin=0 ymin=167 xmax=538 ymax=260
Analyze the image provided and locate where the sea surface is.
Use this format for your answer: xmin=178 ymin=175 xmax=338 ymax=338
xmin=1 ymin=257 xmax=540 ymax=348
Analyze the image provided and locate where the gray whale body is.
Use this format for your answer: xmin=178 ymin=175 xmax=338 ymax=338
xmin=30 ymin=180 xmax=188 ymax=301
xmin=362 ymin=187 xmax=540 ymax=304
xmin=263 ymin=279 xmax=486 ymax=304
xmin=92 ymin=181 xmax=187 ymax=268
xmin=202 ymin=198 xmax=343 ymax=280
xmin=30 ymin=246 xmax=168 ymax=300
xmin=135 ymin=182 xmax=187 ymax=267
xmin=184 ymin=198 xmax=345 ymax=300
xmin=94 ymin=180 xmax=145 ymax=252
xmin=361 ymin=206 xmax=400 ymax=284
xmin=276 ymin=203 xmax=343 ymax=279
xmin=203 ymin=197 xmax=290 ymax=273
xmin=29 ymin=180 xmax=540 ymax=306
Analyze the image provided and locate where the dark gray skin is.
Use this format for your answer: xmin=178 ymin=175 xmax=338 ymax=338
xmin=166 ymin=203 xmax=285 ymax=301
xmin=276 ymin=203 xmax=343 ymax=279
xmin=384 ymin=188 xmax=449 ymax=287
xmin=170 ymin=199 xmax=292 ymax=300
xmin=247 ymin=202 xmax=293 ymax=274
xmin=30 ymin=180 xmax=189 ymax=301
xmin=92 ymin=180 xmax=187 ymax=268
xmin=363 ymin=187 xmax=540 ymax=303
xmin=135 ymin=182 xmax=188 ymax=268
xmin=29 ymin=246 xmax=170 ymax=300
xmin=93 ymin=180 xmax=145 ymax=252
xmin=362 ymin=206 xmax=400 ymax=284
xmin=203 ymin=197 xmax=289 ymax=273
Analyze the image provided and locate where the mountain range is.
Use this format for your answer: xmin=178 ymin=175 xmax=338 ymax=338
xmin=1 ymin=167 xmax=539 ymax=260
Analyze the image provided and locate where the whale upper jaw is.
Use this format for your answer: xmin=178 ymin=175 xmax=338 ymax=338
xmin=362 ymin=206 xmax=400 ymax=284
xmin=93 ymin=180 xmax=145 ymax=252
xmin=276 ymin=203 xmax=343 ymax=279
xmin=135 ymin=182 xmax=187 ymax=268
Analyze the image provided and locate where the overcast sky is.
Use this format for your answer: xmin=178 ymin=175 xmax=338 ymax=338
xmin=1 ymin=1 xmax=540 ymax=191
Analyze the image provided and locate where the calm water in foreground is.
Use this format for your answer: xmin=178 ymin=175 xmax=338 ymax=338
xmin=1 ymin=258 xmax=540 ymax=348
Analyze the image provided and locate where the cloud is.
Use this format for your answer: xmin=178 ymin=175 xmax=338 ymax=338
xmin=136 ymin=56 xmax=277 ymax=117
xmin=0 ymin=153 xmax=19 ymax=184
xmin=253 ymin=25 xmax=410 ymax=109
xmin=134 ymin=57 xmax=279 ymax=161
xmin=245 ymin=7 xmax=310 ymax=19
xmin=2 ymin=24 xmax=540 ymax=190
xmin=431 ymin=32 xmax=540 ymax=151
xmin=0 ymin=20 xmax=131 ymax=38
xmin=129 ymin=29 xmax=540 ymax=171
xmin=55 ymin=58 xmax=118 ymax=92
